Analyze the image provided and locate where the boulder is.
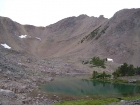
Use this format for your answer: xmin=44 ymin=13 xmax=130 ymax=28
xmin=0 ymin=89 xmax=16 ymax=98
xmin=128 ymin=79 xmax=136 ymax=83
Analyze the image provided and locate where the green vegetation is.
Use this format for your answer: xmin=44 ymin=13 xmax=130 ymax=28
xmin=82 ymin=57 xmax=106 ymax=68
xmin=54 ymin=98 xmax=119 ymax=105
xmin=89 ymin=26 xmax=101 ymax=39
xmin=54 ymin=95 xmax=140 ymax=105
xmin=80 ymin=25 xmax=109 ymax=43
xmin=92 ymin=71 xmax=111 ymax=79
xmin=111 ymin=79 xmax=128 ymax=83
xmin=95 ymin=26 xmax=109 ymax=40
xmin=91 ymin=72 xmax=128 ymax=84
xmin=92 ymin=77 xmax=128 ymax=84
xmin=123 ymin=95 xmax=140 ymax=101
xmin=90 ymin=57 xmax=106 ymax=68
xmin=112 ymin=63 xmax=140 ymax=78
xmin=80 ymin=26 xmax=101 ymax=43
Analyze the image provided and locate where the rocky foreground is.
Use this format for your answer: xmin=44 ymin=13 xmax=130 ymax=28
xmin=0 ymin=47 xmax=92 ymax=105
xmin=108 ymin=99 xmax=140 ymax=105
xmin=1 ymin=47 xmax=140 ymax=105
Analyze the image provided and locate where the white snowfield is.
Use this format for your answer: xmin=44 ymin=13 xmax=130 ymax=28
xmin=1 ymin=43 xmax=11 ymax=49
xmin=19 ymin=35 xmax=27 ymax=38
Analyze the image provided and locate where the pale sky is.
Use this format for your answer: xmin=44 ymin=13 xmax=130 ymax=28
xmin=0 ymin=0 xmax=139 ymax=26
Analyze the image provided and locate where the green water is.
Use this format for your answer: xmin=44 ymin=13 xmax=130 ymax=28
xmin=42 ymin=76 xmax=140 ymax=96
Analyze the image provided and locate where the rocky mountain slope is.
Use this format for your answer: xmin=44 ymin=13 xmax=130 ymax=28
xmin=1 ymin=8 xmax=140 ymax=66
xmin=94 ymin=8 xmax=140 ymax=66
xmin=0 ymin=14 xmax=107 ymax=57
xmin=68 ymin=8 xmax=140 ymax=66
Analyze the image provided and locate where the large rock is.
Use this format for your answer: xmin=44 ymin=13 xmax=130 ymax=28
xmin=0 ymin=89 xmax=16 ymax=98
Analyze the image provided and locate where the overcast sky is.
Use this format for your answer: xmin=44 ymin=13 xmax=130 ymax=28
xmin=0 ymin=0 xmax=139 ymax=26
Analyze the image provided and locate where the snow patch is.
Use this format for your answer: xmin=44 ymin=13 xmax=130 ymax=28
xmin=1 ymin=43 xmax=11 ymax=49
xmin=107 ymin=58 xmax=113 ymax=62
xmin=35 ymin=37 xmax=41 ymax=40
xmin=19 ymin=35 xmax=27 ymax=38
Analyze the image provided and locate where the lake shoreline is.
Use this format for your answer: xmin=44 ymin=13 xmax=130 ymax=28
xmin=40 ymin=75 xmax=140 ymax=105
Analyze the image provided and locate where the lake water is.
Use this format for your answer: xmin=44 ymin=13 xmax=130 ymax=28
xmin=41 ymin=76 xmax=140 ymax=97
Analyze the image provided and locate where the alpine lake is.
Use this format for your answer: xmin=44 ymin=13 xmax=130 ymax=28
xmin=41 ymin=75 xmax=140 ymax=100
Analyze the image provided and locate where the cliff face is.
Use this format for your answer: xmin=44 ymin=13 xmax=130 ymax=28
xmin=0 ymin=8 xmax=140 ymax=66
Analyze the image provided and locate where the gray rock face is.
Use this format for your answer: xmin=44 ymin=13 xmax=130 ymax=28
xmin=108 ymin=99 xmax=140 ymax=105
xmin=0 ymin=89 xmax=16 ymax=98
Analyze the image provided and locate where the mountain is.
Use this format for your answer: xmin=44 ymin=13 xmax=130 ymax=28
xmin=0 ymin=8 xmax=140 ymax=105
xmin=60 ymin=8 xmax=140 ymax=66
xmin=0 ymin=14 xmax=107 ymax=56
xmin=0 ymin=8 xmax=140 ymax=66
xmin=92 ymin=8 xmax=140 ymax=66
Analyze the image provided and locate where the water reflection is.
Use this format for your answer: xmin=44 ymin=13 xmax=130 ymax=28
xmin=42 ymin=77 xmax=140 ymax=96
xmin=113 ymin=83 xmax=140 ymax=96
